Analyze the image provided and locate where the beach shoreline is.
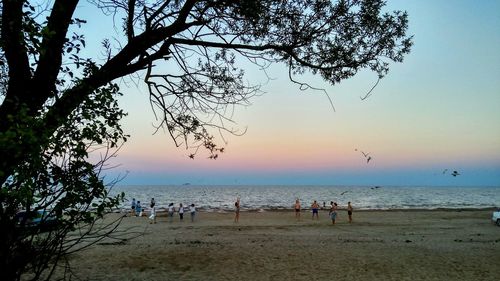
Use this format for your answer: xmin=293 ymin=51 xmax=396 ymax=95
xmin=59 ymin=209 xmax=500 ymax=281
xmin=124 ymin=206 xmax=499 ymax=215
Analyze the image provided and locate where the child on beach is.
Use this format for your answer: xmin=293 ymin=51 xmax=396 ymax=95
xmin=347 ymin=201 xmax=353 ymax=223
xmin=311 ymin=200 xmax=319 ymax=220
xmin=234 ymin=198 xmax=240 ymax=223
xmin=190 ymin=204 xmax=196 ymax=222
xmin=294 ymin=199 xmax=301 ymax=220
xmin=131 ymin=198 xmax=136 ymax=217
xmin=168 ymin=203 xmax=175 ymax=222
xmin=136 ymin=201 xmax=142 ymax=217
xmin=178 ymin=203 xmax=184 ymax=221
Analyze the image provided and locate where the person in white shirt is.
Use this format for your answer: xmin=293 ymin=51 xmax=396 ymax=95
xmin=178 ymin=203 xmax=184 ymax=221
xmin=189 ymin=204 xmax=196 ymax=222
xmin=149 ymin=198 xmax=156 ymax=224
xmin=149 ymin=205 xmax=156 ymax=224
xmin=168 ymin=203 xmax=175 ymax=223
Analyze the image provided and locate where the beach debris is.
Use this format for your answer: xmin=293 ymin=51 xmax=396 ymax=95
xmin=355 ymin=148 xmax=373 ymax=164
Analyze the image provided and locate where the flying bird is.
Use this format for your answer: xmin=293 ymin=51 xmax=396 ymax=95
xmin=442 ymin=169 xmax=460 ymax=177
xmin=340 ymin=191 xmax=349 ymax=196
xmin=355 ymin=148 xmax=373 ymax=164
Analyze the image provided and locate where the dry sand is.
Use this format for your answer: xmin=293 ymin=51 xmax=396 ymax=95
xmin=63 ymin=209 xmax=500 ymax=281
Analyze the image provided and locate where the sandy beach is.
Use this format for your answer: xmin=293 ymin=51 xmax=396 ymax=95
xmin=61 ymin=209 xmax=500 ymax=281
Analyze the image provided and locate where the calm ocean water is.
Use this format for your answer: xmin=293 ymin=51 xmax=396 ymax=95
xmin=111 ymin=185 xmax=500 ymax=211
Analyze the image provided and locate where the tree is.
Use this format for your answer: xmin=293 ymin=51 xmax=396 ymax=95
xmin=0 ymin=0 xmax=412 ymax=280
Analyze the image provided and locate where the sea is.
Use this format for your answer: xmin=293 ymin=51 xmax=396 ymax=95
xmin=111 ymin=185 xmax=500 ymax=211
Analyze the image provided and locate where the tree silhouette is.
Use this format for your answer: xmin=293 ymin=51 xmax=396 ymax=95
xmin=0 ymin=0 xmax=412 ymax=279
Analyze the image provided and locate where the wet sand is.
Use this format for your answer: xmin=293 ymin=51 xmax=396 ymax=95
xmin=62 ymin=209 xmax=500 ymax=280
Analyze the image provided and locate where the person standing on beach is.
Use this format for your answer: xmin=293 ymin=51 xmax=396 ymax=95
xmin=178 ymin=203 xmax=185 ymax=221
xmin=168 ymin=203 xmax=175 ymax=223
xmin=311 ymin=200 xmax=320 ymax=220
xmin=234 ymin=198 xmax=240 ymax=223
xmin=329 ymin=202 xmax=338 ymax=225
xmin=347 ymin=201 xmax=353 ymax=223
xmin=131 ymin=198 xmax=136 ymax=217
xmin=149 ymin=206 xmax=156 ymax=224
xmin=149 ymin=198 xmax=156 ymax=224
xmin=136 ymin=201 xmax=142 ymax=217
xmin=190 ymin=204 xmax=196 ymax=222
xmin=294 ymin=199 xmax=301 ymax=220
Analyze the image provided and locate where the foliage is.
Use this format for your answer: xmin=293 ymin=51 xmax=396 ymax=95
xmin=0 ymin=0 xmax=412 ymax=280
xmin=1 ymin=2 xmax=128 ymax=280
xmin=0 ymin=79 xmax=127 ymax=280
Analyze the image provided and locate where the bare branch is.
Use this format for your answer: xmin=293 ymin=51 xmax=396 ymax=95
xmin=360 ymin=78 xmax=380 ymax=101
xmin=288 ymin=59 xmax=336 ymax=112
xmin=126 ymin=0 xmax=137 ymax=40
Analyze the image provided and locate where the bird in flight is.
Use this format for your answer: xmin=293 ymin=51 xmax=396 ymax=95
xmin=355 ymin=148 xmax=373 ymax=164
xmin=442 ymin=169 xmax=460 ymax=177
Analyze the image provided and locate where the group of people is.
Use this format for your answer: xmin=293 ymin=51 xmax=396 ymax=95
xmin=295 ymin=199 xmax=353 ymax=224
xmin=130 ymin=197 xmax=352 ymax=225
xmin=130 ymin=198 xmax=197 ymax=224
xmin=130 ymin=198 xmax=157 ymax=223
xmin=167 ymin=202 xmax=197 ymax=223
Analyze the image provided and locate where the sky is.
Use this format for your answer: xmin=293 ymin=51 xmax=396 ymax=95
xmin=77 ymin=0 xmax=500 ymax=186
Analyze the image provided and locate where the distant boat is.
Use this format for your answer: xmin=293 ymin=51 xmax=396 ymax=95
xmin=182 ymin=183 xmax=191 ymax=186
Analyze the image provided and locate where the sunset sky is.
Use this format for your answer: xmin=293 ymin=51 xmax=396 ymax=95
xmin=79 ymin=0 xmax=500 ymax=186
